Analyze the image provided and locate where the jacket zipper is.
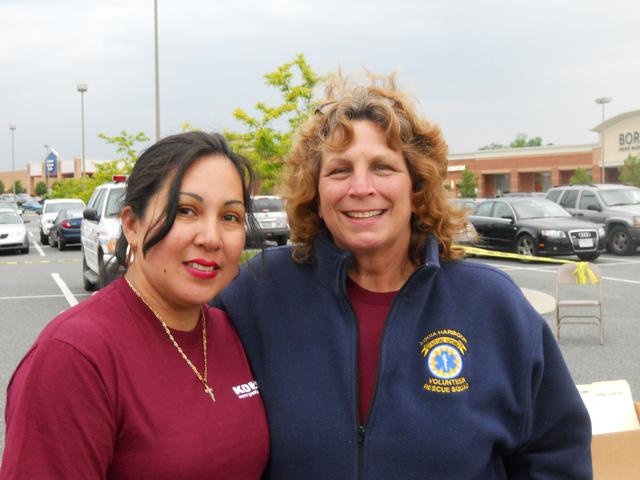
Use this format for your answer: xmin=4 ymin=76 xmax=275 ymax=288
xmin=339 ymin=254 xmax=430 ymax=479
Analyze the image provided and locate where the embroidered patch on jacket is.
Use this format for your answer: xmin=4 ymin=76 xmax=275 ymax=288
xmin=419 ymin=329 xmax=470 ymax=394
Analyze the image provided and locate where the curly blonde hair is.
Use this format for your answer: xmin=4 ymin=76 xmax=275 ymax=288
xmin=279 ymin=73 xmax=466 ymax=264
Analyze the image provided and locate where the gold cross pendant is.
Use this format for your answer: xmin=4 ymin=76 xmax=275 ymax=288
xmin=204 ymin=385 xmax=216 ymax=402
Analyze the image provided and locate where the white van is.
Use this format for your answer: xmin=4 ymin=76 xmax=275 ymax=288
xmin=80 ymin=177 xmax=127 ymax=290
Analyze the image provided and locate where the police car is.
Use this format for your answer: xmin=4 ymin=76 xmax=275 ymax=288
xmin=81 ymin=175 xmax=126 ymax=290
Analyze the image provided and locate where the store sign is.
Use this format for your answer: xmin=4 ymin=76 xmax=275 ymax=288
xmin=448 ymin=165 xmax=466 ymax=172
xmin=45 ymin=151 xmax=58 ymax=176
xmin=602 ymin=113 xmax=640 ymax=165
xmin=618 ymin=131 xmax=640 ymax=153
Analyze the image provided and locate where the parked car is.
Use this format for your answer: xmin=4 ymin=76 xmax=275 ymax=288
xmin=81 ymin=177 xmax=127 ymax=290
xmin=448 ymin=198 xmax=480 ymax=245
xmin=22 ymin=201 xmax=43 ymax=214
xmin=0 ymin=201 xmax=22 ymax=216
xmin=40 ymin=198 xmax=85 ymax=244
xmin=48 ymin=206 xmax=85 ymax=250
xmin=545 ymin=184 xmax=640 ymax=255
xmin=246 ymin=195 xmax=290 ymax=246
xmin=0 ymin=209 xmax=29 ymax=254
xmin=469 ymin=197 xmax=606 ymax=261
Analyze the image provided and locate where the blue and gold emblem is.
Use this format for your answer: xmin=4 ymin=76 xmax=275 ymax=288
xmin=419 ymin=328 xmax=470 ymax=394
xmin=428 ymin=344 xmax=463 ymax=379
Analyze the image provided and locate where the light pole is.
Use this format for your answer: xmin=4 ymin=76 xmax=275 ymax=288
xmin=154 ymin=0 xmax=161 ymax=140
xmin=595 ymin=96 xmax=612 ymax=183
xmin=77 ymin=83 xmax=88 ymax=180
xmin=9 ymin=124 xmax=16 ymax=194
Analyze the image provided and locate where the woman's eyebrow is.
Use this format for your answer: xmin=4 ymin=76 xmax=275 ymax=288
xmin=179 ymin=191 xmax=203 ymax=202
xmin=179 ymin=192 xmax=244 ymax=207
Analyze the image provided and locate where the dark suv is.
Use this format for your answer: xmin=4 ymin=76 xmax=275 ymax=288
xmin=545 ymin=184 xmax=640 ymax=255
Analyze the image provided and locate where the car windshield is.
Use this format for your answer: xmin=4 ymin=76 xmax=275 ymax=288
xmin=105 ymin=187 xmax=126 ymax=218
xmin=0 ymin=212 xmax=21 ymax=224
xmin=600 ymin=189 xmax=640 ymax=206
xmin=252 ymin=197 xmax=284 ymax=212
xmin=65 ymin=208 xmax=86 ymax=219
xmin=512 ymin=200 xmax=572 ymax=219
xmin=0 ymin=202 xmax=18 ymax=211
xmin=47 ymin=202 xmax=83 ymax=213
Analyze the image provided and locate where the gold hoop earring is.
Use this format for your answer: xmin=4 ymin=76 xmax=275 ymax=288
xmin=126 ymin=244 xmax=136 ymax=266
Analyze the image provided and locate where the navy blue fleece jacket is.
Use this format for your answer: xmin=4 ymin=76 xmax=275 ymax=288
xmin=214 ymin=234 xmax=592 ymax=479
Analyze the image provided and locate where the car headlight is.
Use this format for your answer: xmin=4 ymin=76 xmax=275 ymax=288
xmin=541 ymin=229 xmax=566 ymax=238
xmin=598 ymin=227 xmax=606 ymax=237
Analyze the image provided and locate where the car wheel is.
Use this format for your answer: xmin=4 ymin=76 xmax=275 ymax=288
xmin=58 ymin=236 xmax=66 ymax=251
xmin=608 ymin=226 xmax=636 ymax=255
xmin=516 ymin=234 xmax=536 ymax=258
xmin=48 ymin=233 xmax=56 ymax=248
xmin=82 ymin=254 xmax=97 ymax=292
xmin=577 ymin=252 xmax=600 ymax=262
xmin=40 ymin=230 xmax=48 ymax=245
xmin=276 ymin=235 xmax=288 ymax=246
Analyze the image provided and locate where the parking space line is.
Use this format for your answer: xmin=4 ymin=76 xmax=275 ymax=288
xmin=0 ymin=293 xmax=91 ymax=301
xmin=28 ymin=232 xmax=46 ymax=257
xmin=51 ymin=273 xmax=78 ymax=307
xmin=483 ymin=261 xmax=640 ymax=285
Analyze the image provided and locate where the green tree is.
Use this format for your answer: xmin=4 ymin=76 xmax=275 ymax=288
xmin=478 ymin=142 xmax=507 ymax=151
xmin=457 ymin=168 xmax=478 ymax=197
xmin=35 ymin=181 xmax=48 ymax=196
xmin=0 ymin=180 xmax=4 ymax=194
xmin=50 ymin=130 xmax=149 ymax=203
xmin=480 ymin=133 xmax=550 ymax=150
xmin=569 ymin=167 xmax=592 ymax=185
xmin=13 ymin=180 xmax=26 ymax=194
xmin=225 ymin=53 xmax=322 ymax=193
xmin=619 ymin=154 xmax=640 ymax=187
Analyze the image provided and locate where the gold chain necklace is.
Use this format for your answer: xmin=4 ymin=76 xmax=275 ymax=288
xmin=124 ymin=276 xmax=216 ymax=402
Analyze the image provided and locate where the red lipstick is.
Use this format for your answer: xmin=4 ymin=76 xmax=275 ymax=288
xmin=183 ymin=259 xmax=220 ymax=279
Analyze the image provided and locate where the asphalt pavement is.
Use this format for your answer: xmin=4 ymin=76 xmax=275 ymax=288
xmin=1 ymin=213 xmax=639 ymax=457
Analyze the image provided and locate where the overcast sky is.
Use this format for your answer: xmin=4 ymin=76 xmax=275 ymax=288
xmin=1 ymin=0 xmax=639 ymax=172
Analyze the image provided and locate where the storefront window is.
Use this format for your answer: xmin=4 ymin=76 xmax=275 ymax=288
xmin=534 ymin=172 xmax=551 ymax=192
xmin=495 ymin=174 xmax=511 ymax=196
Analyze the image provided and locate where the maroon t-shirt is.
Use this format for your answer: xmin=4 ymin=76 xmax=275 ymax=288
xmin=1 ymin=278 xmax=269 ymax=479
xmin=346 ymin=279 xmax=398 ymax=425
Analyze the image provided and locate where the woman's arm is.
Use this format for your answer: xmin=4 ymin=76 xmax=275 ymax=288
xmin=1 ymin=338 xmax=115 ymax=480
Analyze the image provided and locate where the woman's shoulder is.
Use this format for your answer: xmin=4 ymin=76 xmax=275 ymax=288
xmin=37 ymin=278 xmax=132 ymax=349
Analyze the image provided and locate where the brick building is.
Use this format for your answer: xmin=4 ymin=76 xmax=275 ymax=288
xmin=446 ymin=109 xmax=640 ymax=198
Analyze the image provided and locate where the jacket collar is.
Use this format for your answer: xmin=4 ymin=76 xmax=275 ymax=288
xmin=312 ymin=230 xmax=441 ymax=294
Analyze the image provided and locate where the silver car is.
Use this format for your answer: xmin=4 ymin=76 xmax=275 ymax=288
xmin=0 ymin=209 xmax=29 ymax=254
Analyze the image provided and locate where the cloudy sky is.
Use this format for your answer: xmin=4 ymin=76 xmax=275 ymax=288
xmin=1 ymin=0 xmax=639 ymax=172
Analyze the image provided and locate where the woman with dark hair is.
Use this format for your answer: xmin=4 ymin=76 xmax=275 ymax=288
xmin=1 ymin=132 xmax=269 ymax=479
xmin=215 ymin=76 xmax=592 ymax=479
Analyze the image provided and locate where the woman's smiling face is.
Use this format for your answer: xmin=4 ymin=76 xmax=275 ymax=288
xmin=318 ymin=120 xmax=413 ymax=259
xmin=125 ymin=154 xmax=246 ymax=312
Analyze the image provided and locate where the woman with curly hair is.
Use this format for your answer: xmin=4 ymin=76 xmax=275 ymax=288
xmin=215 ymin=75 xmax=592 ymax=479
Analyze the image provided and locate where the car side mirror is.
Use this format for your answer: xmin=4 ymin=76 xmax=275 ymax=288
xmin=587 ymin=204 xmax=601 ymax=212
xmin=83 ymin=208 xmax=99 ymax=221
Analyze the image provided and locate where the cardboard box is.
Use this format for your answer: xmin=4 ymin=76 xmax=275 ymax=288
xmin=579 ymin=380 xmax=640 ymax=480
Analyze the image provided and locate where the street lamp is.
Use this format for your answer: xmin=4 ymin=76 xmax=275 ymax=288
xmin=595 ymin=96 xmax=612 ymax=183
xmin=77 ymin=83 xmax=88 ymax=180
xmin=154 ymin=0 xmax=161 ymax=140
xmin=9 ymin=124 xmax=16 ymax=194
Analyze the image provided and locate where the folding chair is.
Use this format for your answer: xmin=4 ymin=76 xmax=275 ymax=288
xmin=555 ymin=263 xmax=604 ymax=344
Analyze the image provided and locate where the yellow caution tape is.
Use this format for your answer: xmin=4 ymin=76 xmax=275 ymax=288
xmin=457 ymin=245 xmax=599 ymax=285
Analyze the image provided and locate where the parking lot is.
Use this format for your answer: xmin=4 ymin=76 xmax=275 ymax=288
xmin=1 ymin=213 xmax=640 ymax=456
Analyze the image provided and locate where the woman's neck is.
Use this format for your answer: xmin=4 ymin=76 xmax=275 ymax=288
xmin=124 ymin=270 xmax=201 ymax=331
xmin=348 ymin=253 xmax=416 ymax=292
